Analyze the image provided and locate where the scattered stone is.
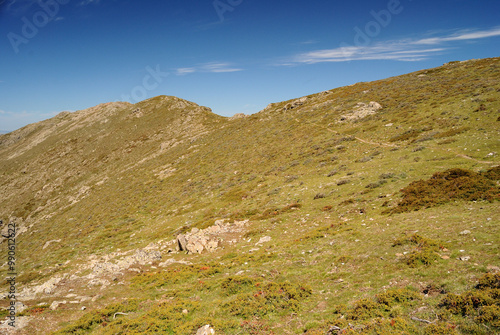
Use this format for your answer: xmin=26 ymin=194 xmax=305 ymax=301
xmin=460 ymin=230 xmax=471 ymax=235
xmin=81 ymin=306 xmax=87 ymax=311
xmin=177 ymin=234 xmax=188 ymax=251
xmin=0 ymin=316 xmax=32 ymax=332
xmin=15 ymin=302 xmax=28 ymax=314
xmin=50 ymin=300 xmax=67 ymax=311
xmin=182 ymin=309 xmax=189 ymax=315
xmin=196 ymin=324 xmax=215 ymax=335
xmin=487 ymin=265 xmax=500 ymax=273
xmin=20 ymin=275 xmax=64 ymax=299
xmin=229 ymin=113 xmax=247 ymax=120
xmin=176 ymin=220 xmax=248 ymax=254
xmin=339 ymin=101 xmax=382 ymax=121
xmin=158 ymin=259 xmax=192 ymax=267
xmin=459 ymin=256 xmax=471 ymax=261
xmin=284 ymin=97 xmax=308 ymax=111
xmin=441 ymin=255 xmax=450 ymax=260
xmin=43 ymin=239 xmax=62 ymax=250
xmin=256 ymin=236 xmax=271 ymax=245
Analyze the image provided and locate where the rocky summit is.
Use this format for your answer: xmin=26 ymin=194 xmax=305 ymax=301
xmin=0 ymin=58 xmax=499 ymax=334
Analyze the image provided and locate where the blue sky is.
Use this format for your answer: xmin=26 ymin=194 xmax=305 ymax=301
xmin=1 ymin=0 xmax=499 ymax=131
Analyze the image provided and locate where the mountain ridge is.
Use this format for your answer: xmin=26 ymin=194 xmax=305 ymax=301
xmin=0 ymin=57 xmax=499 ymax=334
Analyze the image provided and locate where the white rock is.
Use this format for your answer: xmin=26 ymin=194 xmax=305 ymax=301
xmin=196 ymin=324 xmax=215 ymax=335
xmin=256 ymin=236 xmax=271 ymax=245
xmin=50 ymin=300 xmax=67 ymax=311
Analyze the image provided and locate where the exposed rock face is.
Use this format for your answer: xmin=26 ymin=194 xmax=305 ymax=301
xmin=229 ymin=113 xmax=247 ymax=120
xmin=176 ymin=219 xmax=249 ymax=254
xmin=176 ymin=230 xmax=219 ymax=254
xmin=284 ymin=97 xmax=308 ymax=111
xmin=339 ymin=101 xmax=382 ymax=121
xmin=0 ymin=316 xmax=33 ymax=332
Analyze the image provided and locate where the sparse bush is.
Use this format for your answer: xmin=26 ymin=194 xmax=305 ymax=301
xmin=222 ymin=281 xmax=312 ymax=317
xmin=327 ymin=170 xmax=338 ymax=177
xmin=221 ymin=276 xmax=256 ymax=296
xmin=357 ymin=156 xmax=372 ymax=163
xmin=424 ymin=323 xmax=459 ymax=335
xmin=313 ymin=193 xmax=326 ymax=200
xmin=393 ymin=234 xmax=444 ymax=267
xmin=390 ymin=129 xmax=422 ymax=142
xmin=412 ymin=146 xmax=425 ymax=152
xmin=434 ymin=126 xmax=471 ymax=139
xmin=376 ymin=287 xmax=420 ymax=307
xmin=337 ymin=179 xmax=350 ymax=186
xmin=346 ymin=298 xmax=383 ymax=320
xmin=365 ymin=180 xmax=387 ymax=189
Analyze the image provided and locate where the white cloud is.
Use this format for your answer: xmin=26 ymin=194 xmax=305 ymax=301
xmin=286 ymin=27 xmax=500 ymax=65
xmin=176 ymin=68 xmax=197 ymax=76
xmin=201 ymin=62 xmax=242 ymax=73
xmin=292 ymin=43 xmax=445 ymax=64
xmin=175 ymin=62 xmax=243 ymax=76
xmin=413 ymin=27 xmax=500 ymax=45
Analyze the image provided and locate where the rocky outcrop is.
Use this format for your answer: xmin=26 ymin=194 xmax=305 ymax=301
xmin=176 ymin=219 xmax=249 ymax=254
xmin=284 ymin=97 xmax=308 ymax=111
xmin=339 ymin=101 xmax=382 ymax=121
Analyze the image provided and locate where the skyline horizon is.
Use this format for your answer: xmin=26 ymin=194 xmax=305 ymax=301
xmin=0 ymin=55 xmax=495 ymax=134
xmin=1 ymin=0 xmax=500 ymax=131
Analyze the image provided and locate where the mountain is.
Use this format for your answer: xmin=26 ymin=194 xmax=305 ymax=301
xmin=0 ymin=58 xmax=499 ymax=334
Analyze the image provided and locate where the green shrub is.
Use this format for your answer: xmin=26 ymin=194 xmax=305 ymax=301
xmin=346 ymin=298 xmax=383 ymax=320
xmin=222 ymin=281 xmax=312 ymax=317
xmin=220 ymin=276 xmax=256 ymax=296
xmin=376 ymin=287 xmax=420 ymax=307
xmin=387 ymin=168 xmax=500 ymax=213
xmin=389 ymin=129 xmax=422 ymax=142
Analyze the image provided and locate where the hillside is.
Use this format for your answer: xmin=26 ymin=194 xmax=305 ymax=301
xmin=0 ymin=58 xmax=499 ymax=334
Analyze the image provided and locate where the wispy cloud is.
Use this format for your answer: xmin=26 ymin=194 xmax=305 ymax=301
xmin=285 ymin=27 xmax=500 ymax=65
xmin=175 ymin=62 xmax=243 ymax=75
xmin=79 ymin=0 xmax=102 ymax=6
xmin=176 ymin=68 xmax=196 ymax=76
xmin=3 ymin=0 xmax=39 ymax=15
xmin=201 ymin=62 xmax=242 ymax=73
xmin=414 ymin=27 xmax=500 ymax=45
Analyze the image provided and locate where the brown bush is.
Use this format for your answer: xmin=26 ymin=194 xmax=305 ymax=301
xmin=387 ymin=168 xmax=500 ymax=213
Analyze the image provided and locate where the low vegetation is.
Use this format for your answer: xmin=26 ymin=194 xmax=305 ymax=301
xmin=0 ymin=58 xmax=498 ymax=334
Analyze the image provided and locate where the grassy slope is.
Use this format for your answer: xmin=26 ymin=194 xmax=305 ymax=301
xmin=0 ymin=58 xmax=499 ymax=334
